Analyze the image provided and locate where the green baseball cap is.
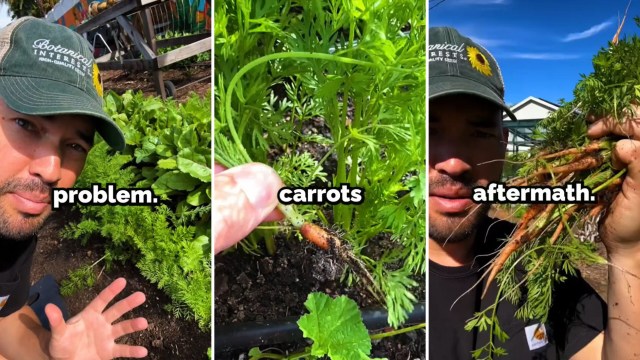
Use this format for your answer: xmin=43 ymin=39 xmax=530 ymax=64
xmin=0 ymin=17 xmax=125 ymax=150
xmin=429 ymin=26 xmax=517 ymax=121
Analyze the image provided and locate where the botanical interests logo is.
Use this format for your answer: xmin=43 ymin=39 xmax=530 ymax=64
xmin=428 ymin=42 xmax=468 ymax=64
xmin=428 ymin=42 xmax=494 ymax=78
xmin=32 ymin=39 xmax=92 ymax=78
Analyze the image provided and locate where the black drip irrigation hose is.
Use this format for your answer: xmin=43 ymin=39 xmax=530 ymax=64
xmin=214 ymin=302 xmax=426 ymax=353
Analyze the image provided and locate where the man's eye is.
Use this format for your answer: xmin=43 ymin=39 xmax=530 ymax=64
xmin=16 ymin=118 xmax=36 ymax=131
xmin=68 ymin=143 xmax=88 ymax=154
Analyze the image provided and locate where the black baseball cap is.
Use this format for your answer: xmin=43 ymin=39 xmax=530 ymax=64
xmin=0 ymin=17 xmax=125 ymax=150
xmin=429 ymin=26 xmax=517 ymax=121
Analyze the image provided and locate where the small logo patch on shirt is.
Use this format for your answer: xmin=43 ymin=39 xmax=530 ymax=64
xmin=0 ymin=295 xmax=10 ymax=311
xmin=525 ymin=323 xmax=548 ymax=350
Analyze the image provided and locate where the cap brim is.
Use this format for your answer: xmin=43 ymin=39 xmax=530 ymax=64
xmin=0 ymin=76 xmax=125 ymax=150
xmin=430 ymin=76 xmax=517 ymax=121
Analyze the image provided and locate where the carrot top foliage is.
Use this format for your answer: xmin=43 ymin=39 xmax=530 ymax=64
xmin=215 ymin=0 xmax=425 ymax=330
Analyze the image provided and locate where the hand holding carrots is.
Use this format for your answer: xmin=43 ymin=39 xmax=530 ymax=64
xmin=213 ymin=163 xmax=284 ymax=254
xmin=587 ymin=105 xmax=640 ymax=256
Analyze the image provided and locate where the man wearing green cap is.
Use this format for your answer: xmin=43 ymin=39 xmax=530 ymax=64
xmin=0 ymin=17 xmax=147 ymax=359
xmin=429 ymin=26 xmax=640 ymax=359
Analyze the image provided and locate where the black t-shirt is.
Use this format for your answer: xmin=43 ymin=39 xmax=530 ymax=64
xmin=429 ymin=217 xmax=606 ymax=359
xmin=0 ymin=237 xmax=36 ymax=317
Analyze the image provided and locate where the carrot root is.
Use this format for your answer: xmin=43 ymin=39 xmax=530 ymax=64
xmin=537 ymin=141 xmax=607 ymax=160
xmin=481 ymin=204 xmax=545 ymax=298
xmin=300 ymin=222 xmax=341 ymax=250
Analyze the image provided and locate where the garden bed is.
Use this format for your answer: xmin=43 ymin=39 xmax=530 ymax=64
xmin=32 ymin=210 xmax=211 ymax=359
xmin=214 ymin=236 xmax=426 ymax=359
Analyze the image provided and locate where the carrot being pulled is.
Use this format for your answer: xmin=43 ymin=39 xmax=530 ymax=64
xmin=300 ymin=222 xmax=341 ymax=250
xmin=298 ymin=221 xmax=385 ymax=304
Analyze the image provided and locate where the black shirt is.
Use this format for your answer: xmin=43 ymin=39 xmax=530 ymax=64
xmin=429 ymin=217 xmax=606 ymax=359
xmin=0 ymin=237 xmax=36 ymax=317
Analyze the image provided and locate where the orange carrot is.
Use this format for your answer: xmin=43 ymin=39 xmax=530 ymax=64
xmin=509 ymin=154 xmax=603 ymax=186
xmin=481 ymin=204 xmax=545 ymax=298
xmin=300 ymin=222 xmax=341 ymax=250
xmin=537 ymin=154 xmax=603 ymax=177
xmin=587 ymin=203 xmax=606 ymax=220
xmin=612 ymin=0 xmax=631 ymax=45
xmin=549 ymin=206 xmax=579 ymax=245
xmin=537 ymin=141 xmax=606 ymax=160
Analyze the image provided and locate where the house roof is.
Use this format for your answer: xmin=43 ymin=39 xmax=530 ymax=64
xmin=503 ymin=96 xmax=561 ymax=121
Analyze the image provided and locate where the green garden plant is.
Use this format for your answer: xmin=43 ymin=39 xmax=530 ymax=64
xmin=61 ymin=90 xmax=211 ymax=330
xmin=215 ymin=0 xmax=425 ymax=328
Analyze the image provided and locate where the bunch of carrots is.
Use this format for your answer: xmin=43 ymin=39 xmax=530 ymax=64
xmin=479 ymin=9 xmax=637 ymax=320
xmin=482 ymin=140 xmax=624 ymax=298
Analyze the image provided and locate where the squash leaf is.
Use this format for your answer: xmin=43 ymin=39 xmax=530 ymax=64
xmin=297 ymin=292 xmax=376 ymax=360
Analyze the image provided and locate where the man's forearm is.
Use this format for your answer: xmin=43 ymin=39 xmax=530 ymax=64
xmin=0 ymin=306 xmax=50 ymax=359
xmin=603 ymin=250 xmax=640 ymax=359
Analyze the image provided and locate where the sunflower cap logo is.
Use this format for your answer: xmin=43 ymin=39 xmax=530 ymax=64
xmin=466 ymin=46 xmax=492 ymax=77
xmin=92 ymin=63 xmax=103 ymax=98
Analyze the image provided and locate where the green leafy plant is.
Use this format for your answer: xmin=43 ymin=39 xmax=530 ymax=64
xmin=298 ymin=292 xmax=375 ymax=360
xmin=248 ymin=292 xmax=425 ymax=360
xmin=215 ymin=0 xmax=425 ymax=329
xmin=59 ymin=258 xmax=101 ymax=297
xmin=62 ymin=91 xmax=211 ymax=331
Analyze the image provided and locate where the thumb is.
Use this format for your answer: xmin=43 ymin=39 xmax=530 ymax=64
xmin=45 ymin=303 xmax=67 ymax=338
xmin=213 ymin=162 xmax=284 ymax=254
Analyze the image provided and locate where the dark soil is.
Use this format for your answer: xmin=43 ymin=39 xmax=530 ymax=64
xmin=28 ymin=64 xmax=212 ymax=359
xmin=214 ymin=236 xmax=426 ymax=360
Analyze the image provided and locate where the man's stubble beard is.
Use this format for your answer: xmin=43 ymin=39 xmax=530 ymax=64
xmin=0 ymin=178 xmax=51 ymax=241
xmin=429 ymin=202 xmax=491 ymax=245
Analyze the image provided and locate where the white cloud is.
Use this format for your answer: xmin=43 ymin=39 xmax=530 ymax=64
xmin=562 ymin=19 xmax=614 ymax=42
xmin=0 ymin=4 xmax=12 ymax=29
xmin=502 ymin=52 xmax=581 ymax=60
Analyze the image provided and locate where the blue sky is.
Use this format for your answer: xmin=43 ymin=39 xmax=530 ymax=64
xmin=429 ymin=0 xmax=640 ymax=106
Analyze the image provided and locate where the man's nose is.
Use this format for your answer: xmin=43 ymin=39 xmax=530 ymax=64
xmin=29 ymin=151 xmax=62 ymax=186
xmin=433 ymin=157 xmax=472 ymax=178
xmin=430 ymin=137 xmax=473 ymax=177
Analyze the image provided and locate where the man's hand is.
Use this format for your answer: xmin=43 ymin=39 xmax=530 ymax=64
xmin=582 ymin=107 xmax=640 ymax=360
xmin=213 ymin=163 xmax=284 ymax=254
xmin=587 ymin=109 xmax=640 ymax=254
xmin=45 ymin=278 xmax=148 ymax=360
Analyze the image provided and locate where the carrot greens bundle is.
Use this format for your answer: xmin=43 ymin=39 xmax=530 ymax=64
xmin=467 ymin=16 xmax=640 ymax=360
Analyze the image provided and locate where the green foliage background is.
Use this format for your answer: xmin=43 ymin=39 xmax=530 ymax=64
xmin=215 ymin=0 xmax=426 ymax=329
xmin=61 ymin=90 xmax=211 ymax=330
